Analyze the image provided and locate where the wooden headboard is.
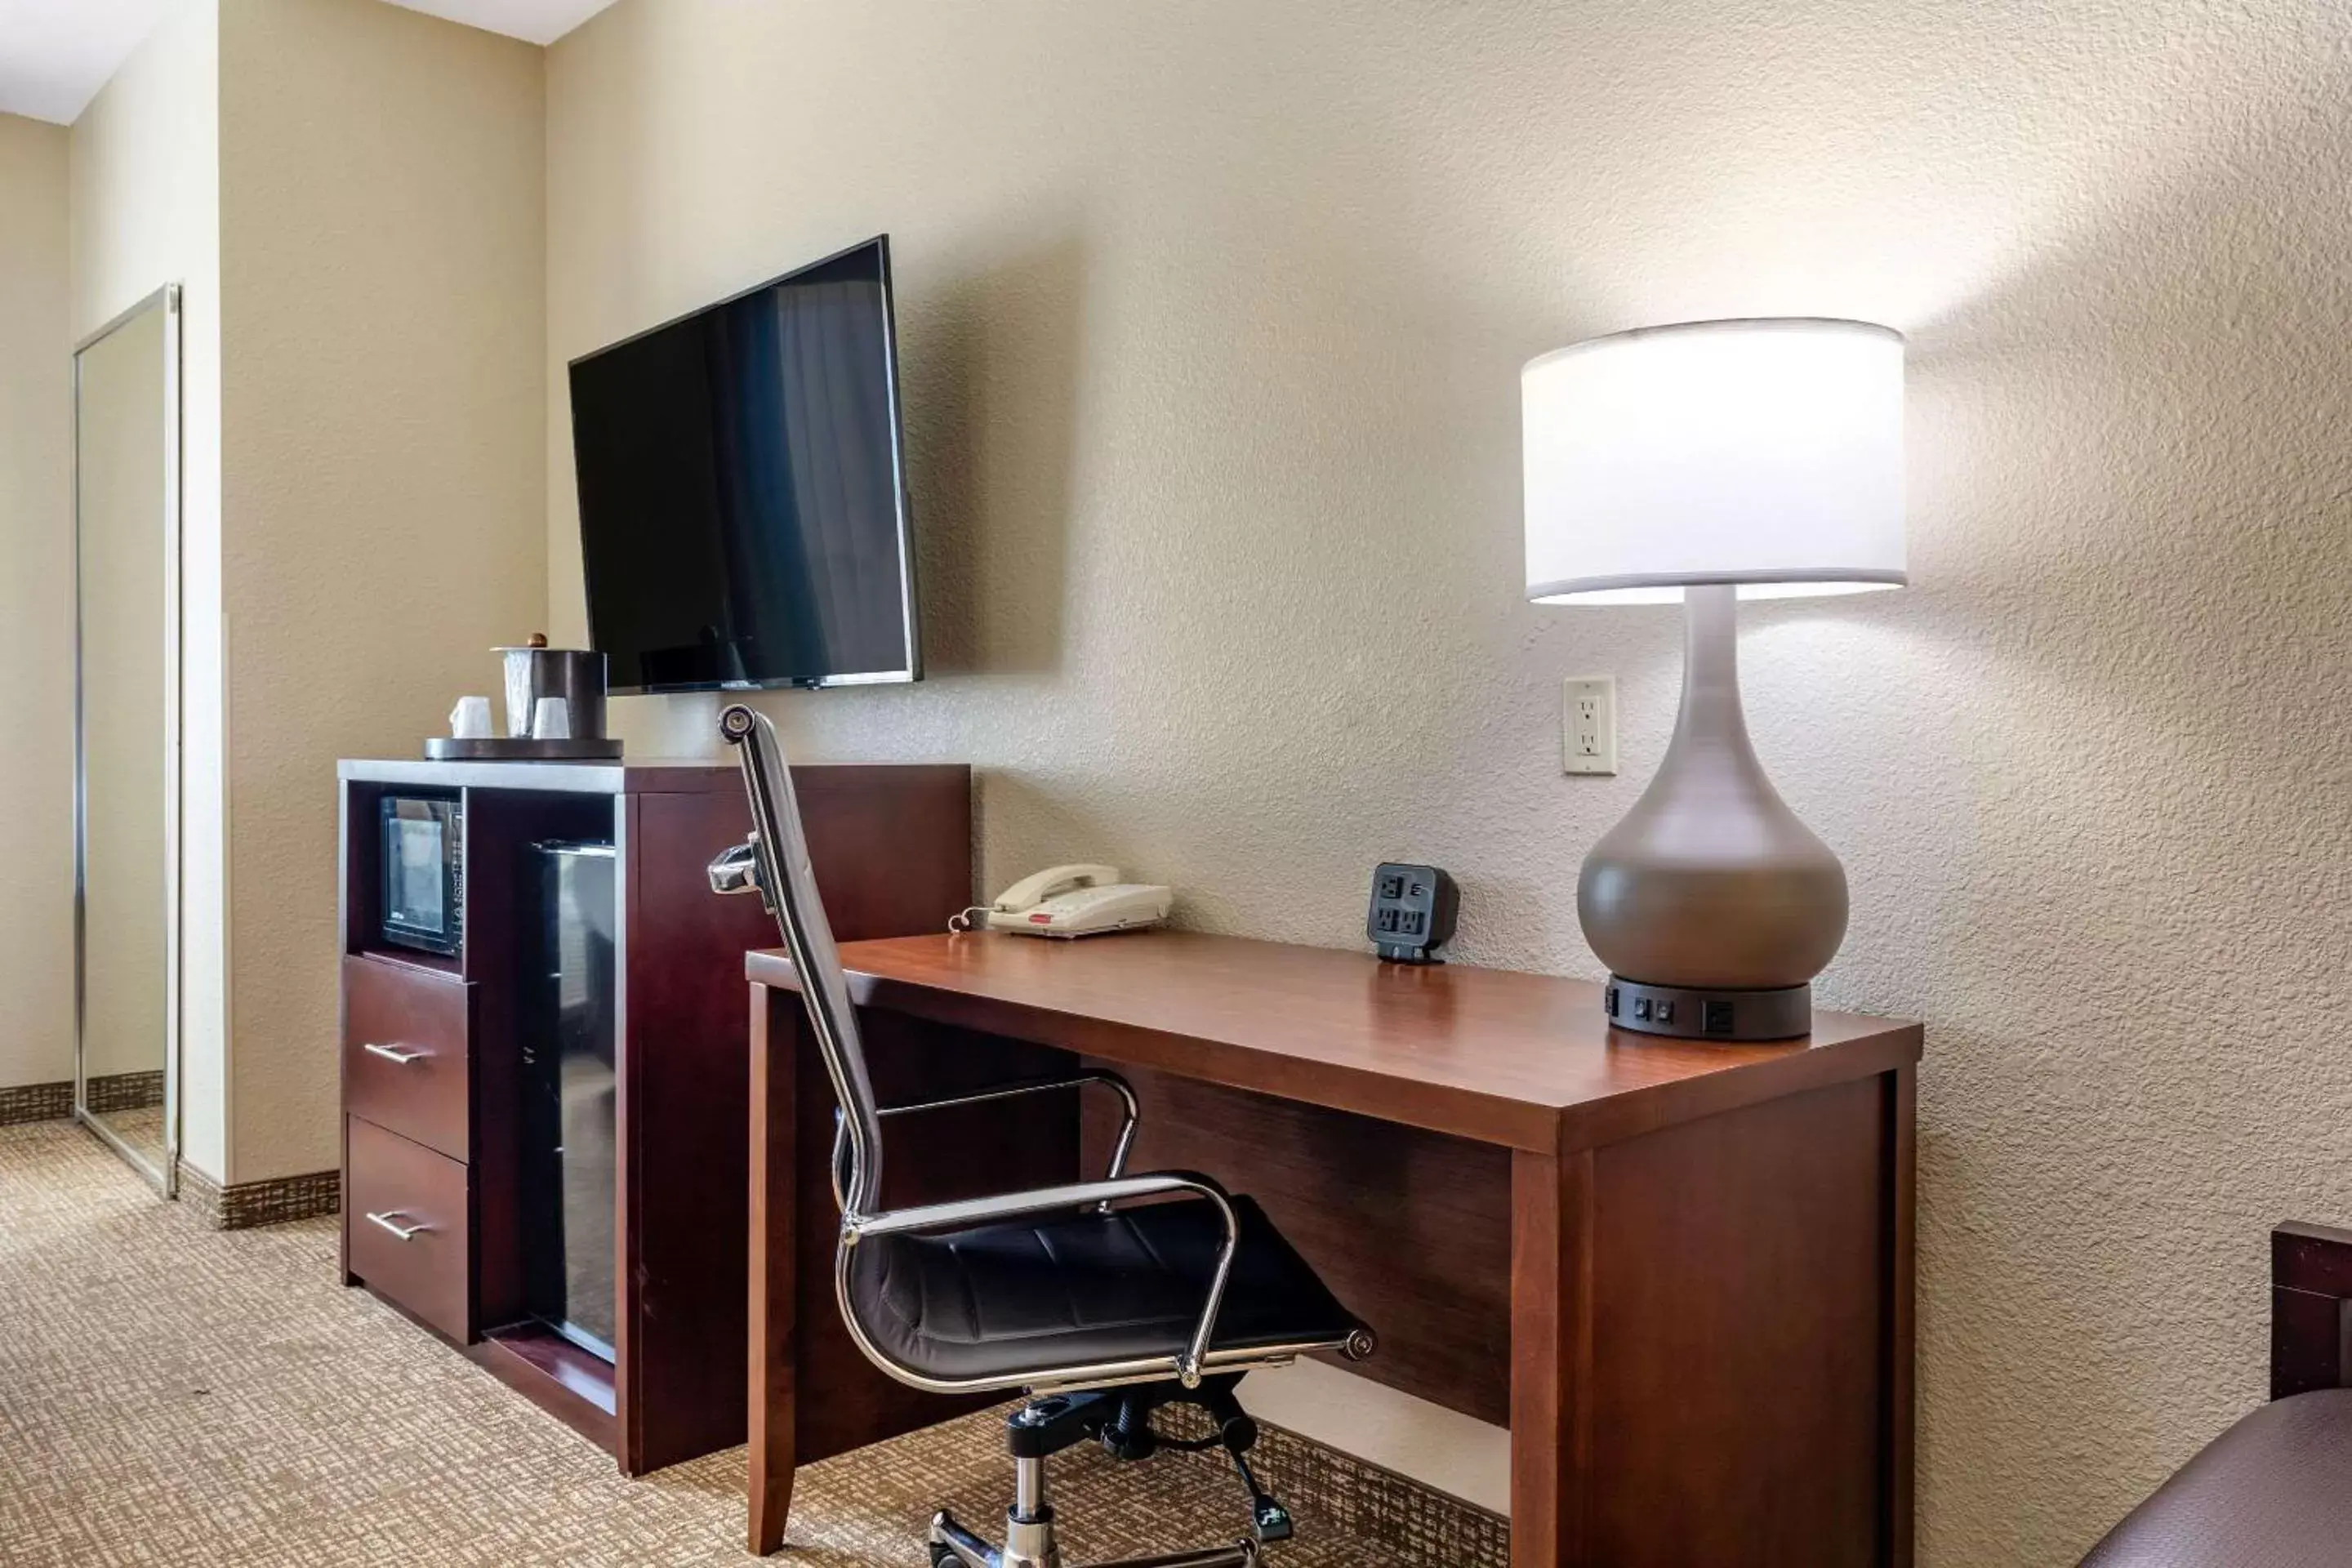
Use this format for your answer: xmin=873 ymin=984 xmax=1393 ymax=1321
xmin=2272 ymin=1222 xmax=2352 ymax=1397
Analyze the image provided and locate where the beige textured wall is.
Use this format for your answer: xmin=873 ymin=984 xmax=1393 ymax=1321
xmin=218 ymin=0 xmax=546 ymax=1183
xmin=69 ymin=0 xmax=224 ymax=1180
xmin=0 ymin=114 xmax=74 ymax=1094
xmin=546 ymin=2 xmax=2352 ymax=1557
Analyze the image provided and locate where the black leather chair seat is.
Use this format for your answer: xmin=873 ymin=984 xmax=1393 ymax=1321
xmin=847 ymin=1192 xmax=1363 ymax=1385
xmin=2078 ymin=1390 xmax=2352 ymax=1566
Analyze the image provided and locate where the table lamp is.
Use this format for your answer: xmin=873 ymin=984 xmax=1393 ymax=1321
xmin=1522 ymin=318 xmax=1905 ymax=1040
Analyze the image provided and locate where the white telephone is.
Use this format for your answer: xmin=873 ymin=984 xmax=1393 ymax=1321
xmin=955 ymin=864 xmax=1174 ymax=939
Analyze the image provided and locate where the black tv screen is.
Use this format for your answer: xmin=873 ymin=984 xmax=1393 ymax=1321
xmin=568 ymin=236 xmax=919 ymax=693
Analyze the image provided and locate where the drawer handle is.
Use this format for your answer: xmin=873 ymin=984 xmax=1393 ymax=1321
xmin=362 ymin=1042 xmax=430 ymax=1065
xmin=364 ymin=1209 xmax=431 ymax=1241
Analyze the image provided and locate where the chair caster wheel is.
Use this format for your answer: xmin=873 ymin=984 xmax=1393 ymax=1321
xmin=928 ymin=1547 xmax=956 ymax=1567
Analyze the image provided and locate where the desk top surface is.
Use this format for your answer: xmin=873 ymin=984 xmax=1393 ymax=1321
xmin=749 ymin=931 xmax=1920 ymax=1153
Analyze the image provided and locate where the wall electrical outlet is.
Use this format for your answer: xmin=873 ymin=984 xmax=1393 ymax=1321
xmin=1562 ymin=675 xmax=1616 ymax=776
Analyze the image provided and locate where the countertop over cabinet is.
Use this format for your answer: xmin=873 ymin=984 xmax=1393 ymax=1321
xmin=336 ymin=755 xmax=942 ymax=794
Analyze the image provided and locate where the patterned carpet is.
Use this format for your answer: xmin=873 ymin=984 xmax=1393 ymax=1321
xmin=0 ymin=1120 xmax=1410 ymax=1567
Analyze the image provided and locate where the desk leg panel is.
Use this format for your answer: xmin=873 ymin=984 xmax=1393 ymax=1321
xmin=1582 ymin=1073 xmax=1894 ymax=1568
xmin=1510 ymin=1146 xmax=1595 ymax=1568
xmin=1885 ymin=1064 xmax=1917 ymax=1568
xmin=750 ymin=987 xmax=798 ymax=1556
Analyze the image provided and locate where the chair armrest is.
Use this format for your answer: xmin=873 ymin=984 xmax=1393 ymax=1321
xmin=2274 ymin=1221 xmax=2352 ymax=1398
xmin=828 ymin=1071 xmax=1143 ymax=1212
xmin=844 ymin=1170 xmax=1240 ymax=1388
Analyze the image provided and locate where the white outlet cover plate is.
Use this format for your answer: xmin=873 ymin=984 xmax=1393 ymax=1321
xmin=1562 ymin=675 xmax=1617 ymax=776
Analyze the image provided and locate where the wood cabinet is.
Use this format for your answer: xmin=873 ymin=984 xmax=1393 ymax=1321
xmin=337 ymin=757 xmax=969 ymax=1474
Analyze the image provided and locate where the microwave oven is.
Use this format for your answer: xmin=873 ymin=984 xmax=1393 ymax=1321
xmin=381 ymin=795 xmax=463 ymax=956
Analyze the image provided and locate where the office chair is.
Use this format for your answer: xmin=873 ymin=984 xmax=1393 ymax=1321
xmin=714 ymin=705 xmax=1375 ymax=1568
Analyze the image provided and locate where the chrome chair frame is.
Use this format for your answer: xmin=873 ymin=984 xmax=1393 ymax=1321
xmin=716 ymin=705 xmax=1369 ymax=1568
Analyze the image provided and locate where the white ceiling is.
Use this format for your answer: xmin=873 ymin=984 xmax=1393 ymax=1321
xmin=0 ymin=0 xmax=617 ymax=126
xmin=375 ymin=0 xmax=617 ymax=48
xmin=0 ymin=0 xmax=166 ymax=124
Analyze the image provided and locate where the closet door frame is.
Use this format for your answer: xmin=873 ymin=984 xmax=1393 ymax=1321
xmin=72 ymin=283 xmax=182 ymax=1198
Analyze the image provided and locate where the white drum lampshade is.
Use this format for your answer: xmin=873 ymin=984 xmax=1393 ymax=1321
xmin=1521 ymin=318 xmax=1907 ymax=1040
xmin=1524 ymin=318 xmax=1905 ymax=604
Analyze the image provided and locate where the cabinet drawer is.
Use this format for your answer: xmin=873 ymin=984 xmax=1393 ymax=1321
xmin=343 ymin=955 xmax=470 ymax=1161
xmin=346 ymin=1116 xmax=470 ymax=1341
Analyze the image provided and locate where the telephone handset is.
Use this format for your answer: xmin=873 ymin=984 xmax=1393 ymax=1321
xmin=952 ymin=863 xmax=1174 ymax=938
xmin=992 ymin=863 xmax=1123 ymax=912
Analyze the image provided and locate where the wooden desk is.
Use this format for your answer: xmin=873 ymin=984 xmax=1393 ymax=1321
xmin=747 ymin=931 xmax=1921 ymax=1567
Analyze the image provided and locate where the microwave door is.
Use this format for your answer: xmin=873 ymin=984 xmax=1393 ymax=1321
xmin=380 ymin=797 xmax=461 ymax=956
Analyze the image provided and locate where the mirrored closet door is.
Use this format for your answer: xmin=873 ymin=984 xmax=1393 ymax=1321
xmin=74 ymin=286 xmax=181 ymax=1195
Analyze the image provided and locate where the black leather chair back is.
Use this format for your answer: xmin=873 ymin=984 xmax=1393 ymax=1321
xmin=720 ymin=704 xmax=887 ymax=1218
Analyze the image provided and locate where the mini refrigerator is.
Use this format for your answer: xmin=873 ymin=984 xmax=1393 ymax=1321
xmin=523 ymin=840 xmax=618 ymax=1361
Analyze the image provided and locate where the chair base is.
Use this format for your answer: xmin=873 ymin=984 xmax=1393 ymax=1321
xmin=928 ymin=1512 xmax=1257 ymax=1568
xmin=926 ymin=1383 xmax=1290 ymax=1568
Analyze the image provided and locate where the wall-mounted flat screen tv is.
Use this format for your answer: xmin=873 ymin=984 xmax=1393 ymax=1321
xmin=568 ymin=235 xmax=920 ymax=693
